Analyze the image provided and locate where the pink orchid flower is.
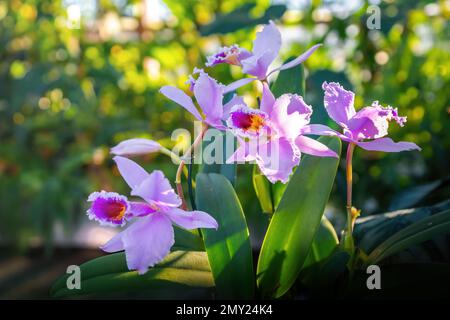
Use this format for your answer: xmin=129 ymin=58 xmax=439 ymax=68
xmin=206 ymin=21 xmax=321 ymax=91
xmin=87 ymin=156 xmax=218 ymax=274
xmin=310 ymin=82 xmax=421 ymax=152
xmin=226 ymin=84 xmax=338 ymax=183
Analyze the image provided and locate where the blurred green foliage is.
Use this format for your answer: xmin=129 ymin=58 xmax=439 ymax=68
xmin=0 ymin=0 xmax=449 ymax=251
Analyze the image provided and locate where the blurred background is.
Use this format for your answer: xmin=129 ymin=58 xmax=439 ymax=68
xmin=0 ymin=0 xmax=449 ymax=298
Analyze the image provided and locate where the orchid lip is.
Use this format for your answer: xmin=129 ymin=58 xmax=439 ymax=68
xmin=227 ymin=105 xmax=269 ymax=137
xmin=87 ymin=191 xmax=129 ymax=226
xmin=206 ymin=45 xmax=246 ymax=67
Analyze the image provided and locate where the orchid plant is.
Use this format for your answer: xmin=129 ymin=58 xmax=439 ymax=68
xmin=52 ymin=21 xmax=448 ymax=300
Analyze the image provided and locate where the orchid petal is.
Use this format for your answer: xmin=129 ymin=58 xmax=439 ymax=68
xmin=256 ymin=137 xmax=299 ymax=184
xmin=128 ymin=202 xmax=157 ymax=217
xmin=160 ymin=86 xmax=202 ymax=120
xmin=348 ymin=102 xmax=409 ymax=140
xmin=356 ymin=137 xmax=421 ymax=152
xmin=113 ymin=156 xmax=150 ymax=191
xmin=131 ymin=170 xmax=182 ymax=208
xmin=260 ymin=82 xmax=275 ymax=114
xmin=224 ymin=77 xmax=256 ymax=93
xmin=295 ymin=136 xmax=338 ymax=158
xmin=348 ymin=104 xmax=389 ymax=140
xmin=165 ymin=208 xmax=218 ymax=230
xmin=111 ymin=138 xmax=161 ymax=156
xmin=286 ymin=94 xmax=312 ymax=118
xmin=268 ymin=44 xmax=322 ymax=76
xmin=269 ymin=94 xmax=310 ymax=140
xmin=107 ymin=213 xmax=174 ymax=275
xmin=299 ymin=124 xmax=351 ymax=142
xmin=252 ymin=21 xmax=281 ymax=66
xmin=322 ymin=81 xmax=356 ymax=128
xmin=226 ymin=139 xmax=257 ymax=163
xmin=101 ymin=231 xmax=125 ymax=253
xmin=241 ymin=50 xmax=276 ymax=79
xmin=193 ymin=72 xmax=224 ymax=124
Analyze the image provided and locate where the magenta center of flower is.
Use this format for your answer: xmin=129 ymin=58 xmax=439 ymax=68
xmin=104 ymin=201 xmax=126 ymax=220
xmin=231 ymin=111 xmax=266 ymax=134
xmin=91 ymin=197 xmax=127 ymax=224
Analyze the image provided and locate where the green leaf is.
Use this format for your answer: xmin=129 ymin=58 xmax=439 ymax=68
xmin=257 ymin=136 xmax=341 ymax=298
xmin=302 ymin=216 xmax=339 ymax=271
xmin=199 ymin=4 xmax=286 ymax=36
xmin=271 ymin=181 xmax=287 ymax=210
xmin=173 ymin=226 xmax=204 ymax=251
xmin=298 ymin=217 xmax=341 ymax=292
xmin=270 ymin=60 xmax=305 ymax=97
xmin=50 ymin=251 xmax=214 ymax=298
xmin=365 ymin=209 xmax=450 ymax=265
xmin=252 ymin=165 xmax=273 ymax=214
xmin=354 ymin=199 xmax=450 ymax=254
xmin=196 ymin=173 xmax=254 ymax=299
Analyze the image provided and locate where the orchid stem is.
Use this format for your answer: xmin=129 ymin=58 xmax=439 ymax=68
xmin=187 ymin=161 xmax=196 ymax=211
xmin=175 ymin=123 xmax=208 ymax=210
xmin=344 ymin=142 xmax=356 ymax=253
xmin=160 ymin=147 xmax=189 ymax=178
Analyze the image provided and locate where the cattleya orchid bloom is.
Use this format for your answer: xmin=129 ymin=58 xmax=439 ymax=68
xmin=160 ymin=70 xmax=234 ymax=129
xmin=87 ymin=156 xmax=218 ymax=274
xmin=206 ymin=21 xmax=321 ymax=90
xmin=227 ymin=84 xmax=338 ymax=183
xmin=317 ymin=82 xmax=421 ymax=152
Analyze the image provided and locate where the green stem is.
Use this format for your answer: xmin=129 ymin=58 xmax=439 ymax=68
xmin=188 ymin=161 xmax=196 ymax=211
xmin=346 ymin=142 xmax=355 ymax=235
xmin=344 ymin=142 xmax=356 ymax=254
xmin=160 ymin=146 xmax=188 ymax=178
xmin=175 ymin=123 xmax=208 ymax=209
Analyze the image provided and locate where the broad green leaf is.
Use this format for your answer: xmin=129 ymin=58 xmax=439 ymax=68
xmin=365 ymin=209 xmax=450 ymax=265
xmin=196 ymin=173 xmax=254 ymax=299
xmin=257 ymin=136 xmax=341 ymax=298
xmin=302 ymin=216 xmax=339 ymax=271
xmin=252 ymin=165 xmax=273 ymax=214
xmin=51 ymin=251 xmax=214 ymax=298
xmin=354 ymin=199 xmax=450 ymax=254
xmin=271 ymin=182 xmax=287 ymax=210
xmin=173 ymin=226 xmax=204 ymax=251
xmin=199 ymin=4 xmax=286 ymax=36
xmin=298 ymin=217 xmax=341 ymax=292
xmin=271 ymin=60 xmax=305 ymax=97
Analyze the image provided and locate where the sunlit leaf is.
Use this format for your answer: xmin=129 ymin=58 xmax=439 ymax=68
xmin=257 ymin=136 xmax=341 ymax=298
xmin=196 ymin=173 xmax=254 ymax=299
xmin=50 ymin=251 xmax=214 ymax=298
